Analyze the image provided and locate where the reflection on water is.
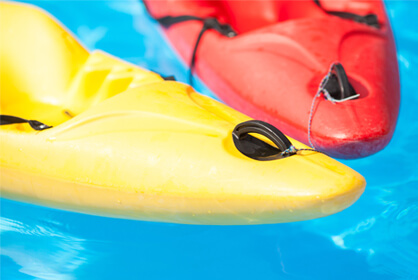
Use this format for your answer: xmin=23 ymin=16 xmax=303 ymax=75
xmin=302 ymin=179 xmax=418 ymax=279
xmin=1 ymin=215 xmax=87 ymax=280
xmin=1 ymin=0 xmax=417 ymax=279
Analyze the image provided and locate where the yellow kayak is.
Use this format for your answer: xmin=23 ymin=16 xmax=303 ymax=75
xmin=0 ymin=2 xmax=366 ymax=225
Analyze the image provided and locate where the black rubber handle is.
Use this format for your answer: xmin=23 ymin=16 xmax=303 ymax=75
xmin=323 ymin=63 xmax=357 ymax=100
xmin=232 ymin=120 xmax=294 ymax=161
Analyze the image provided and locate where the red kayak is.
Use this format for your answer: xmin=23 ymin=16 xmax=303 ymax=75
xmin=144 ymin=0 xmax=400 ymax=159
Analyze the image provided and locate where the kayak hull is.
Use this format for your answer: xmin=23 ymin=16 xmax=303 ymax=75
xmin=1 ymin=164 xmax=364 ymax=225
xmin=144 ymin=0 xmax=400 ymax=158
xmin=0 ymin=2 xmax=366 ymax=224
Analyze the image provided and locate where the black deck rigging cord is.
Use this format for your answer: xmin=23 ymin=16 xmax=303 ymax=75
xmin=0 ymin=115 xmax=52 ymax=130
xmin=313 ymin=0 xmax=380 ymax=28
xmin=155 ymin=15 xmax=237 ymax=86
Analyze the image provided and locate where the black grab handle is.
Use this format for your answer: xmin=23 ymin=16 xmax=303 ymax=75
xmin=323 ymin=63 xmax=358 ymax=101
xmin=232 ymin=120 xmax=295 ymax=161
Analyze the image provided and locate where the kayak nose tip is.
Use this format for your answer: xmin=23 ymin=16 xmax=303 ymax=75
xmin=320 ymin=133 xmax=393 ymax=159
xmin=308 ymin=60 xmax=396 ymax=159
xmin=319 ymin=184 xmax=365 ymax=216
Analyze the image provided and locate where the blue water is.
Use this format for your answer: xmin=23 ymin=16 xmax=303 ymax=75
xmin=1 ymin=1 xmax=417 ymax=279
